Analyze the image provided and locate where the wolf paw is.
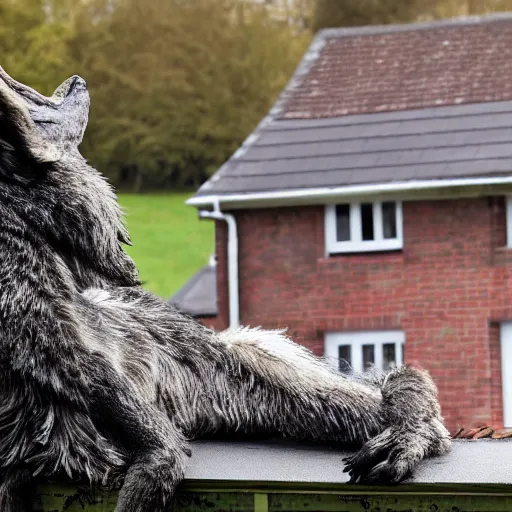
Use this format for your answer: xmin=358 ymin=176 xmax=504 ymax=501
xmin=343 ymin=420 xmax=451 ymax=484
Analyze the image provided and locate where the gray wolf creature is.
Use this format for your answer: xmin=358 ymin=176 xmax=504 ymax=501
xmin=0 ymin=69 xmax=451 ymax=511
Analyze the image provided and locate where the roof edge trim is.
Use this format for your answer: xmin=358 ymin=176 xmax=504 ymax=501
xmin=187 ymin=176 xmax=512 ymax=208
xmin=317 ymin=12 xmax=512 ymax=40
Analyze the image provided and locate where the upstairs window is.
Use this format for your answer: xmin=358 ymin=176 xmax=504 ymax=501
xmin=325 ymin=201 xmax=403 ymax=254
xmin=325 ymin=331 xmax=405 ymax=374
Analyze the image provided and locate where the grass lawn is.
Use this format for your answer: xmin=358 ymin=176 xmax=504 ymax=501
xmin=118 ymin=192 xmax=214 ymax=299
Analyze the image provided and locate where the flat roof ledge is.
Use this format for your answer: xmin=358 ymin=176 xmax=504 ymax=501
xmin=35 ymin=440 xmax=512 ymax=511
xmin=184 ymin=439 xmax=512 ymax=486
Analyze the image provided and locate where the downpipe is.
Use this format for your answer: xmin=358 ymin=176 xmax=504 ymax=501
xmin=198 ymin=198 xmax=239 ymax=328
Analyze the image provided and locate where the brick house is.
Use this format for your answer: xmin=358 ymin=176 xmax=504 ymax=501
xmin=184 ymin=14 xmax=512 ymax=433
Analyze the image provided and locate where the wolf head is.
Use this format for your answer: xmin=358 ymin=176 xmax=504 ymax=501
xmin=0 ymin=68 xmax=139 ymax=289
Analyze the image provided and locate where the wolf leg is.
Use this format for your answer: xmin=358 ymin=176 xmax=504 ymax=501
xmin=89 ymin=356 xmax=189 ymax=512
xmin=114 ymin=443 xmax=187 ymax=512
xmin=100 ymin=403 xmax=188 ymax=512
xmin=0 ymin=469 xmax=33 ymax=512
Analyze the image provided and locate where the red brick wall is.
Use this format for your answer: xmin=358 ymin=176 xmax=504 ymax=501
xmin=214 ymin=197 xmax=512 ymax=433
xmin=215 ymin=220 xmax=230 ymax=331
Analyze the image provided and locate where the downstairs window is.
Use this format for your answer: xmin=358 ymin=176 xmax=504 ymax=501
xmin=324 ymin=331 xmax=405 ymax=374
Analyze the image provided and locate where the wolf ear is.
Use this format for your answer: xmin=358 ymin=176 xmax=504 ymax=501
xmin=0 ymin=79 xmax=60 ymax=166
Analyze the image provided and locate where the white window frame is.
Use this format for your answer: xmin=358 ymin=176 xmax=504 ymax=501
xmin=325 ymin=201 xmax=403 ymax=254
xmin=506 ymin=197 xmax=512 ymax=248
xmin=501 ymin=323 xmax=512 ymax=427
xmin=324 ymin=330 xmax=405 ymax=374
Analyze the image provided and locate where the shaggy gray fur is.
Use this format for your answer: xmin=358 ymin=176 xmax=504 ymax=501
xmin=0 ymin=69 xmax=451 ymax=511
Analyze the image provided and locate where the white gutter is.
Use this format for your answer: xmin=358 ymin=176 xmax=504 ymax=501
xmin=187 ymin=176 xmax=512 ymax=208
xmin=198 ymin=199 xmax=239 ymax=329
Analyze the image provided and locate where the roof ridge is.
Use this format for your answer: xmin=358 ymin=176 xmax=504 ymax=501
xmin=317 ymin=11 xmax=512 ymax=39
xmin=269 ymin=12 xmax=512 ymax=126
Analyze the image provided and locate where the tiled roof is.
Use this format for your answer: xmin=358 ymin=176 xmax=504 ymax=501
xmin=284 ymin=15 xmax=512 ymax=119
xmin=192 ymin=14 xmax=512 ymax=203
xmin=194 ymin=100 xmax=512 ymax=197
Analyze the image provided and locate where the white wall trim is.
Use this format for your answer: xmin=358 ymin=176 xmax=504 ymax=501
xmin=506 ymin=197 xmax=512 ymax=248
xmin=501 ymin=323 xmax=512 ymax=427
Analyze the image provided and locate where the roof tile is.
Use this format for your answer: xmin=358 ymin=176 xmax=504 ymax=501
xmin=284 ymin=17 xmax=512 ymax=119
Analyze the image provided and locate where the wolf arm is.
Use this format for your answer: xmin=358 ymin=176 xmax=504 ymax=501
xmin=87 ymin=285 xmax=451 ymax=484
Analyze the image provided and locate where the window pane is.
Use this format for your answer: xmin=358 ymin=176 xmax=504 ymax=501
xmin=338 ymin=345 xmax=351 ymax=373
xmin=362 ymin=344 xmax=374 ymax=371
xmin=335 ymin=204 xmax=350 ymax=241
xmin=382 ymin=202 xmax=397 ymax=239
xmin=361 ymin=203 xmax=374 ymax=241
xmin=383 ymin=343 xmax=396 ymax=371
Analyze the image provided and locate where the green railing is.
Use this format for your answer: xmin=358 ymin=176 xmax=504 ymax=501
xmin=34 ymin=481 xmax=512 ymax=512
